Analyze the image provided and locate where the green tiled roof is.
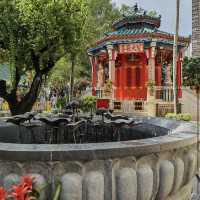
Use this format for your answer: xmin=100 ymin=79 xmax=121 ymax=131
xmin=106 ymin=27 xmax=169 ymax=37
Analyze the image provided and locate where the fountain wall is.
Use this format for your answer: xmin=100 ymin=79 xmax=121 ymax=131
xmin=0 ymin=118 xmax=198 ymax=200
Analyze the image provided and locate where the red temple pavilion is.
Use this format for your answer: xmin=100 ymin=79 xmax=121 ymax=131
xmin=88 ymin=5 xmax=190 ymax=116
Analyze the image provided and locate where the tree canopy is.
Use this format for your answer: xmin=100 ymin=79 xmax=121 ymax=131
xmin=0 ymin=0 xmax=87 ymax=115
xmin=0 ymin=0 xmax=127 ymax=114
xmin=183 ymin=57 xmax=200 ymax=89
xmin=49 ymin=0 xmax=121 ymax=99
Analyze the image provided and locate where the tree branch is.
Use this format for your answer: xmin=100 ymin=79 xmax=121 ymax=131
xmin=23 ymin=72 xmax=42 ymax=102
xmin=0 ymin=80 xmax=8 ymax=100
xmin=40 ymin=57 xmax=55 ymax=75
xmin=14 ymin=66 xmax=20 ymax=90
xmin=0 ymin=40 xmax=6 ymax=50
xmin=31 ymin=49 xmax=40 ymax=73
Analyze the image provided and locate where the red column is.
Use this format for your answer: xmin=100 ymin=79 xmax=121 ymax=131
xmin=156 ymin=65 xmax=162 ymax=86
xmin=120 ymin=54 xmax=126 ymax=99
xmin=115 ymin=67 xmax=120 ymax=99
xmin=90 ymin=56 xmax=97 ymax=96
xmin=139 ymin=54 xmax=148 ymax=100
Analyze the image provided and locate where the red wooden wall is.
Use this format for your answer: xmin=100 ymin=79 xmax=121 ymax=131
xmin=115 ymin=53 xmax=148 ymax=100
xmin=92 ymin=57 xmax=97 ymax=96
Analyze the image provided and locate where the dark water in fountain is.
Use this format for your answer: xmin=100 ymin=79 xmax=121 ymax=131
xmin=0 ymin=115 xmax=172 ymax=144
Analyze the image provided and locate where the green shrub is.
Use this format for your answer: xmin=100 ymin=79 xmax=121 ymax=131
xmin=56 ymin=97 xmax=66 ymax=109
xmin=165 ymin=113 xmax=177 ymax=120
xmin=165 ymin=113 xmax=192 ymax=121
xmin=81 ymin=96 xmax=97 ymax=113
xmin=177 ymin=113 xmax=192 ymax=121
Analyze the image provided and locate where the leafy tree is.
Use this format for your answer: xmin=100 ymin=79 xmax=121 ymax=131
xmin=49 ymin=0 xmax=120 ymax=101
xmin=74 ymin=78 xmax=90 ymax=96
xmin=183 ymin=57 xmax=200 ymax=88
xmin=84 ymin=0 xmax=120 ymax=44
xmin=69 ymin=0 xmax=120 ymax=100
xmin=148 ymin=10 xmax=158 ymax=18
xmin=48 ymin=57 xmax=71 ymax=89
xmin=0 ymin=0 xmax=87 ymax=115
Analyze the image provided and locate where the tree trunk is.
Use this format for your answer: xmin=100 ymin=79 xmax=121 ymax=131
xmin=69 ymin=55 xmax=76 ymax=101
xmin=5 ymin=73 xmax=43 ymax=115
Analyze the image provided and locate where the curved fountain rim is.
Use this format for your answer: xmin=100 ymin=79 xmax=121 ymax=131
xmin=0 ymin=131 xmax=196 ymax=162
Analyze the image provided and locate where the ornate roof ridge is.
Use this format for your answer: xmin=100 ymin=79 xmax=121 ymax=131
xmin=93 ymin=32 xmax=190 ymax=48
xmin=87 ymin=37 xmax=189 ymax=54
xmin=113 ymin=4 xmax=161 ymax=30
xmin=105 ymin=27 xmax=158 ymax=36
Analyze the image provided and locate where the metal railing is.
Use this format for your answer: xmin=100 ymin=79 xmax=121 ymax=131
xmin=155 ymin=86 xmax=174 ymax=102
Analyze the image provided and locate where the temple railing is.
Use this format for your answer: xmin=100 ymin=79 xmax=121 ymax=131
xmin=96 ymin=88 xmax=112 ymax=99
xmin=156 ymin=102 xmax=182 ymax=117
xmin=155 ymin=86 xmax=174 ymax=102
xmin=96 ymin=89 xmax=104 ymax=98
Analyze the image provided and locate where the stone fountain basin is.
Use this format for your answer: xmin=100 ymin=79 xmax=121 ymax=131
xmin=0 ymin=117 xmax=192 ymax=143
xmin=0 ymin=117 xmax=198 ymax=200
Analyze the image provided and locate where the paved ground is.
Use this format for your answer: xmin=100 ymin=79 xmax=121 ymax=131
xmin=182 ymin=87 xmax=199 ymax=121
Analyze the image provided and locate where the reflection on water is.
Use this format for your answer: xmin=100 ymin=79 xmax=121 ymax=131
xmin=0 ymin=116 xmax=174 ymax=144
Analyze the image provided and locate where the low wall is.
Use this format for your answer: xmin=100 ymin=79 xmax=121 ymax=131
xmin=0 ymin=118 xmax=198 ymax=200
xmin=182 ymin=87 xmax=199 ymax=120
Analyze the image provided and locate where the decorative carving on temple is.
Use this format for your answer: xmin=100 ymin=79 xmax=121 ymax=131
xmin=97 ymin=62 xmax=104 ymax=88
xmin=118 ymin=43 xmax=144 ymax=54
xmin=150 ymin=42 xmax=157 ymax=58
xmin=107 ymin=45 xmax=114 ymax=61
xmin=147 ymin=45 xmax=157 ymax=82
xmin=161 ymin=63 xmax=172 ymax=86
xmin=127 ymin=54 xmax=140 ymax=62
xmin=165 ymin=64 xmax=172 ymax=86
xmin=115 ymin=55 xmax=121 ymax=68
xmin=114 ymin=4 xmax=161 ymax=31
xmin=103 ymin=62 xmax=109 ymax=81
xmin=121 ymin=3 xmax=161 ymax=20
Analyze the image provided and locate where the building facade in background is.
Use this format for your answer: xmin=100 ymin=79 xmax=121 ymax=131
xmin=192 ymin=0 xmax=200 ymax=57
xmin=88 ymin=5 xmax=189 ymax=117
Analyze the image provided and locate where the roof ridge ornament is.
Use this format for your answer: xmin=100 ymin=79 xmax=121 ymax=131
xmin=122 ymin=4 xmax=160 ymax=20
xmin=123 ymin=3 xmax=145 ymax=18
xmin=134 ymin=3 xmax=138 ymax=13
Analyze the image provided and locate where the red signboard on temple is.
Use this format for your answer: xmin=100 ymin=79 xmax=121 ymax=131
xmin=96 ymin=99 xmax=109 ymax=109
xmin=119 ymin=43 xmax=144 ymax=54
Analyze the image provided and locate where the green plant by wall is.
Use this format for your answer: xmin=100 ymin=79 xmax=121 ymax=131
xmin=53 ymin=183 xmax=62 ymax=200
xmin=165 ymin=113 xmax=192 ymax=121
xmin=56 ymin=97 xmax=67 ymax=110
xmin=104 ymin=80 xmax=113 ymax=94
xmin=147 ymin=80 xmax=155 ymax=95
xmin=81 ymin=96 xmax=97 ymax=114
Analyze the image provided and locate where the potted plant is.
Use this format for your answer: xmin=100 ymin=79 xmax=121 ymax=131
xmin=147 ymin=80 xmax=155 ymax=96
xmin=104 ymin=80 xmax=113 ymax=97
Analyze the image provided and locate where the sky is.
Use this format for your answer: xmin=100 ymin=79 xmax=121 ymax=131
xmin=112 ymin=0 xmax=192 ymax=36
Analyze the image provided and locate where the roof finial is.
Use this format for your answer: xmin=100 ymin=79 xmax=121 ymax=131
xmin=134 ymin=3 xmax=138 ymax=13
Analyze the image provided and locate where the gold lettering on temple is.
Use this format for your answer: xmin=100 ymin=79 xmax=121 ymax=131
xmin=119 ymin=43 xmax=144 ymax=54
